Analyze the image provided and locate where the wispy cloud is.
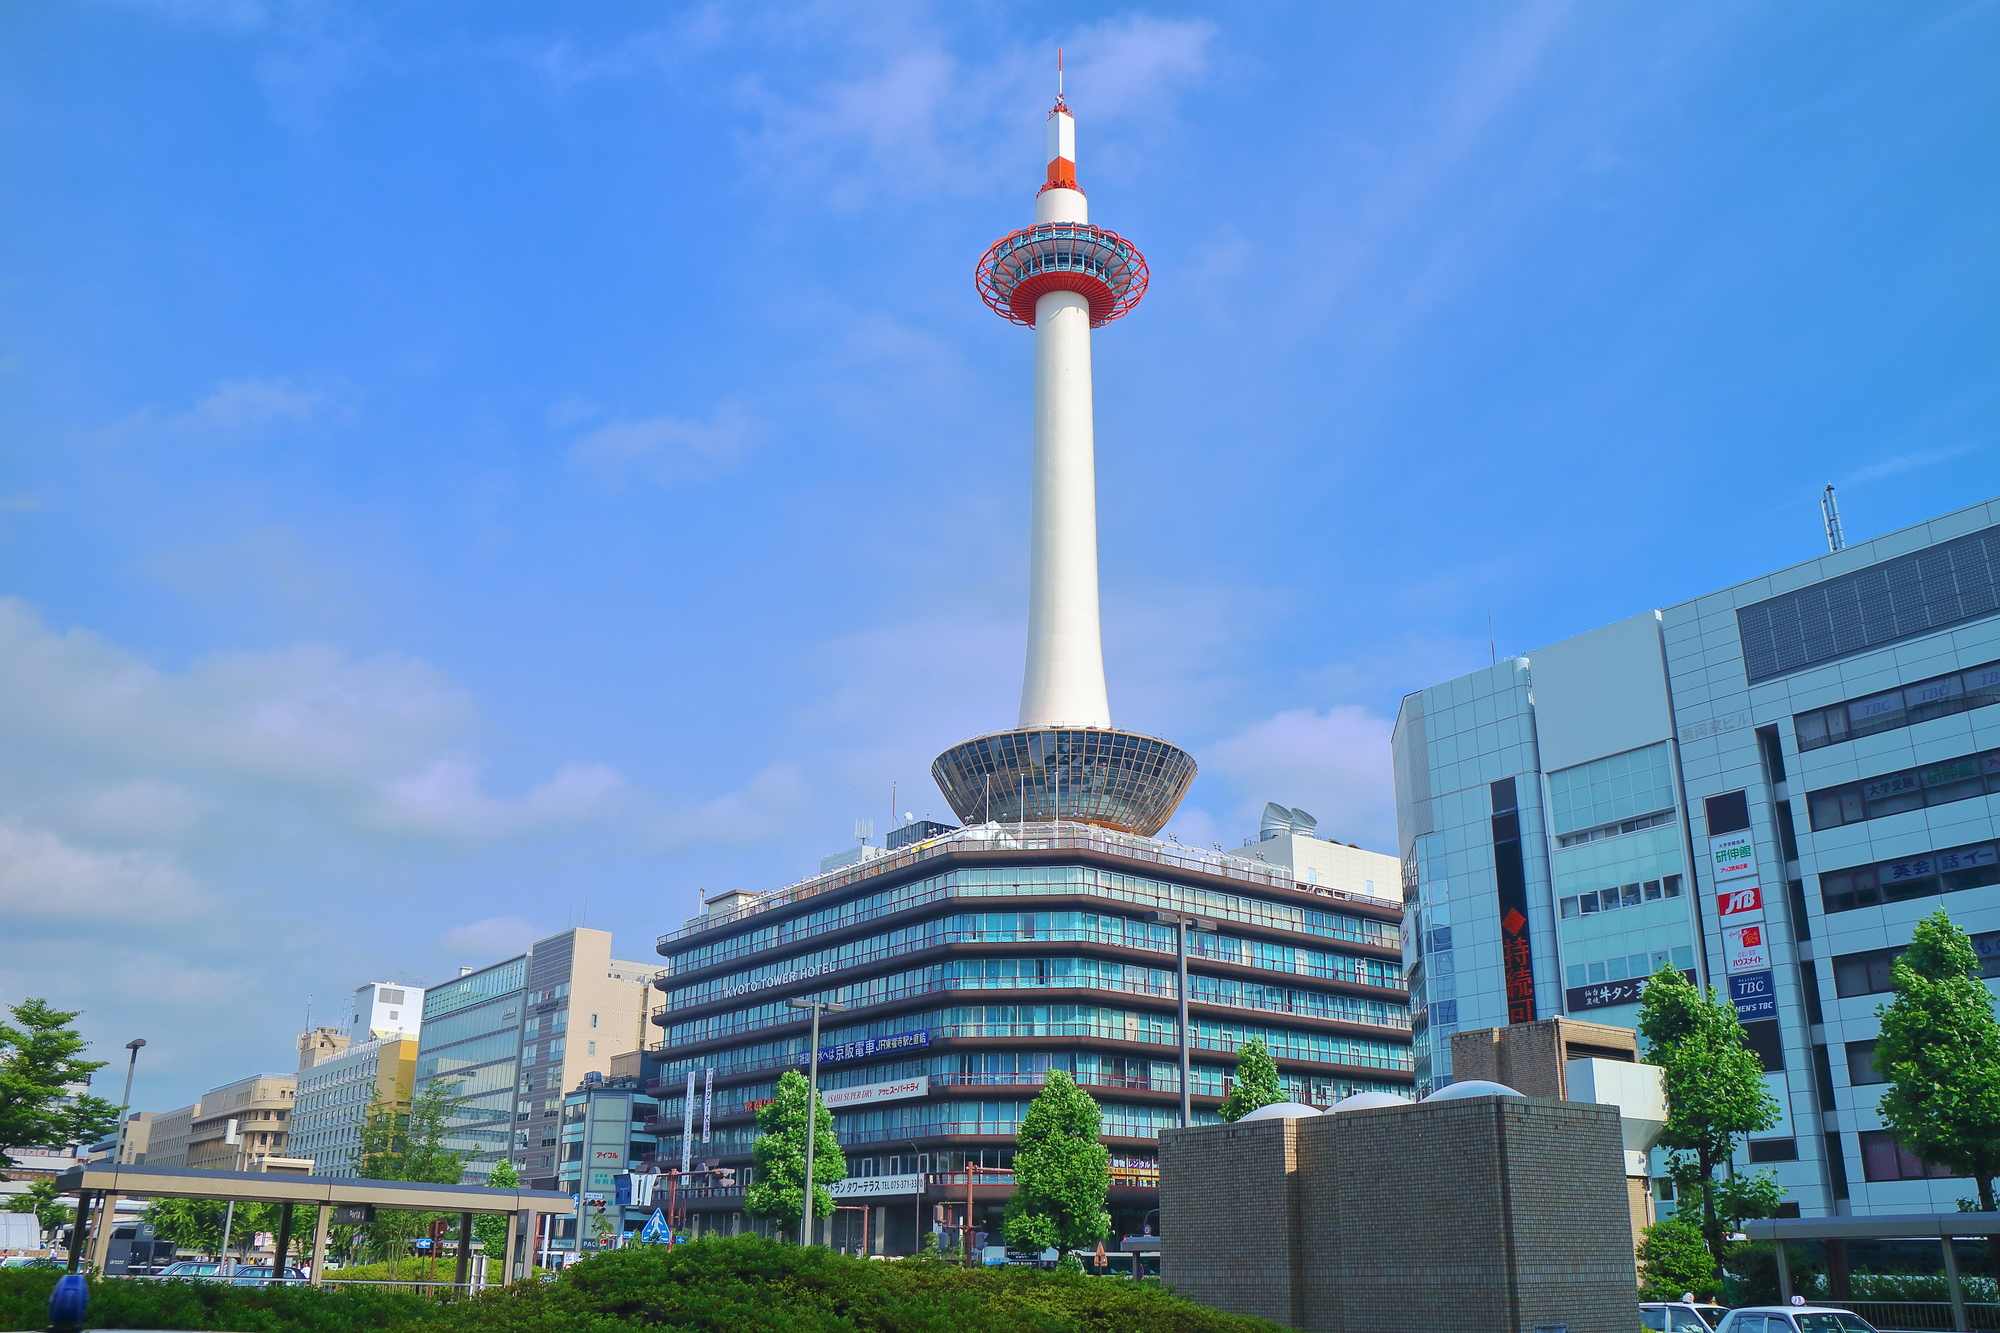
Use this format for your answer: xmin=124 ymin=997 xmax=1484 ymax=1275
xmin=495 ymin=6 xmax=726 ymax=89
xmin=0 ymin=493 xmax=43 ymax=514
xmin=93 ymin=377 xmax=334 ymax=448
xmin=1840 ymin=443 xmax=1982 ymax=486
xmin=569 ymin=401 xmax=762 ymax=487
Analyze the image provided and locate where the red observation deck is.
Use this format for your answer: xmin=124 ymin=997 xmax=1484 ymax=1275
xmin=974 ymin=223 xmax=1149 ymax=329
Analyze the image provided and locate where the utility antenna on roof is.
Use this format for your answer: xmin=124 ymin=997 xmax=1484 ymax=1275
xmin=1055 ymin=47 xmax=1067 ymax=110
xmin=1822 ymin=483 xmax=1846 ymax=553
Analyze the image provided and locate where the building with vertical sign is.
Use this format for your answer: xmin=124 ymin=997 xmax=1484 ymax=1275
xmin=1393 ymin=497 xmax=2000 ymax=1217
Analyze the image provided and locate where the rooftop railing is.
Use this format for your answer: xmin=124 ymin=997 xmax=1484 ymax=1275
xmin=657 ymin=821 xmax=1398 ymax=952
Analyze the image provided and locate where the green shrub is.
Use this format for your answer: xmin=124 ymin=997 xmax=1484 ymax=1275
xmin=1637 ymin=1216 xmax=1720 ymax=1301
xmin=0 ymin=1235 xmax=1279 ymax=1332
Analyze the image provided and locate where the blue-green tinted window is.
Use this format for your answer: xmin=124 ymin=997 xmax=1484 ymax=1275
xmin=1548 ymin=744 xmax=1676 ymax=837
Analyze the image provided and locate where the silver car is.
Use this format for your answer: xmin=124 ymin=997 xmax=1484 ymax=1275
xmin=1714 ymin=1306 xmax=1880 ymax=1333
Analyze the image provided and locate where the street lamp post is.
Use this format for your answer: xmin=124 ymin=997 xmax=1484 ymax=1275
xmin=785 ymin=998 xmax=847 ymax=1247
xmin=115 ymin=1039 xmax=146 ymax=1165
xmin=1151 ymin=913 xmax=1218 ymax=1128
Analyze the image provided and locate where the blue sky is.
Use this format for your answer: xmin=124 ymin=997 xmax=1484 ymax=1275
xmin=2 ymin=1 xmax=1996 ymax=1111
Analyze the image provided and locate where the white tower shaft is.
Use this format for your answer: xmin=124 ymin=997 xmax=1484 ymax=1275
xmin=1018 ymin=110 xmax=1110 ymax=730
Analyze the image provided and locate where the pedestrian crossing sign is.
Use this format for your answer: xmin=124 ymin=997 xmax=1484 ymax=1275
xmin=638 ymin=1208 xmax=670 ymax=1244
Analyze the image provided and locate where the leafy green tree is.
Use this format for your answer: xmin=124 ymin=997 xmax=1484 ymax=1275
xmin=473 ymin=1158 xmax=519 ymax=1262
xmin=353 ymin=1079 xmax=469 ymax=1260
xmin=143 ymin=1197 xmax=227 ymax=1255
xmin=7 ymin=1178 xmax=73 ymax=1238
xmin=1638 ymin=1215 xmax=1724 ymax=1301
xmin=1217 ymin=1038 xmax=1285 ymax=1122
xmin=1638 ymin=965 xmax=1781 ymax=1277
xmin=1876 ymin=909 xmax=2000 ymax=1211
xmin=1003 ymin=1071 xmax=1110 ymax=1256
xmin=746 ymin=1069 xmax=844 ymax=1240
xmin=0 ymin=998 xmax=120 ymax=1173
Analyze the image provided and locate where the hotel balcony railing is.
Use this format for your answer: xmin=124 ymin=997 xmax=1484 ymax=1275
xmin=652 ymin=1020 xmax=1415 ymax=1086
xmin=656 ymin=820 xmax=1399 ymax=950
xmin=659 ymin=924 xmax=1407 ymax=995
xmin=655 ymin=975 xmax=1411 ymax=1047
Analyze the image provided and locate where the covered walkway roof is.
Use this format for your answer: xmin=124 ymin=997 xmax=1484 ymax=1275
xmin=55 ymin=1163 xmax=572 ymax=1215
xmin=1743 ymin=1212 xmax=2000 ymax=1241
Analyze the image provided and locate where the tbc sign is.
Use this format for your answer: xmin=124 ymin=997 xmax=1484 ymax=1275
xmin=1729 ymin=970 xmax=1777 ymax=1022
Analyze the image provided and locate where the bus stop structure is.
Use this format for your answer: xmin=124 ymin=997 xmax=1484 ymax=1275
xmin=1743 ymin=1211 xmax=2000 ymax=1331
xmin=54 ymin=1163 xmax=574 ymax=1289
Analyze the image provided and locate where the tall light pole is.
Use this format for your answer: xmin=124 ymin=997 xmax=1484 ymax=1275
xmin=116 ymin=1038 xmax=146 ymax=1165
xmin=1151 ymin=912 xmax=1217 ymax=1128
xmin=786 ymin=998 xmax=846 ymax=1247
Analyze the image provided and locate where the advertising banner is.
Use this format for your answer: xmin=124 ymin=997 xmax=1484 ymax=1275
xmin=827 ymin=1173 xmax=923 ymax=1199
xmin=808 ymin=1028 xmax=932 ymax=1067
xmin=1725 ymin=923 xmax=1769 ymax=975
xmin=1564 ymin=968 xmax=1698 ymax=1014
xmin=823 ymin=1075 xmax=930 ymax=1110
xmin=701 ymin=1068 xmax=713 ymax=1145
xmin=1716 ymin=884 xmax=1765 ymax=921
xmin=680 ymin=1070 xmax=696 ymax=1174
xmin=1710 ymin=832 xmax=1757 ymax=882
xmin=1729 ymin=969 xmax=1777 ymax=1021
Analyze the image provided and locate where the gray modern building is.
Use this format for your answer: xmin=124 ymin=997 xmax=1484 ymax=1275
xmin=1394 ymin=498 xmax=2000 ymax=1217
xmin=415 ymin=927 xmax=652 ymax=1188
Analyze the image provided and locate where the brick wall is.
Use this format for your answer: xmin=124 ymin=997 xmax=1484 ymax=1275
xmin=1159 ymin=1117 xmax=1301 ymax=1326
xmin=1160 ymin=1097 xmax=1637 ymax=1333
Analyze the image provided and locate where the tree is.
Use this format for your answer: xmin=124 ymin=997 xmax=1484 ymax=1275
xmin=0 ymin=998 xmax=120 ymax=1174
xmin=1003 ymin=1071 xmax=1110 ymax=1256
xmin=353 ymin=1079 xmax=469 ymax=1260
xmin=1876 ymin=909 xmax=2000 ymax=1211
xmin=1637 ymin=965 xmax=1781 ymax=1277
xmin=746 ymin=1069 xmax=844 ymax=1240
xmin=143 ymin=1198 xmax=227 ymax=1255
xmin=473 ymin=1158 xmax=518 ymax=1262
xmin=1637 ymin=1215 xmax=1724 ymax=1301
xmin=1217 ymin=1038 xmax=1285 ymax=1122
xmin=7 ymin=1178 xmax=73 ymax=1239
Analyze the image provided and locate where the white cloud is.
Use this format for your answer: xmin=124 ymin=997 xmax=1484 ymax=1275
xmin=190 ymin=378 xmax=325 ymax=431
xmin=441 ymin=915 xmax=545 ymax=960
xmin=0 ymin=493 xmax=42 ymax=514
xmin=68 ymin=781 xmax=210 ymax=841
xmin=1203 ymin=704 xmax=1399 ymax=852
xmin=0 ymin=820 xmax=209 ymax=919
xmin=498 ymin=7 xmax=726 ymax=88
xmin=569 ymin=401 xmax=762 ymax=487
xmin=371 ymin=759 xmax=629 ymax=840
xmin=1841 ymin=443 xmax=1981 ymax=486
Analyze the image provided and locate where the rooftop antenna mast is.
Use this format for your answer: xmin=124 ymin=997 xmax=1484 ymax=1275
xmin=1822 ymin=483 xmax=1846 ymax=553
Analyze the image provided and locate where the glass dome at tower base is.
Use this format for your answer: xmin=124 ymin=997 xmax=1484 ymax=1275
xmin=930 ymin=726 xmax=1196 ymax=837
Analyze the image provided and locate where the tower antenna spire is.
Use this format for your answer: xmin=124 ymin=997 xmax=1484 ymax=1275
xmin=1057 ymin=47 xmax=1064 ymax=101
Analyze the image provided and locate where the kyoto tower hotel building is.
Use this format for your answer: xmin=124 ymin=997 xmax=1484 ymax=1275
xmin=643 ymin=81 xmax=1412 ymax=1253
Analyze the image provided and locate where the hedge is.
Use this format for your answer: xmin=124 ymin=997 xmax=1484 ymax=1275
xmin=0 ymin=1235 xmax=1279 ymax=1332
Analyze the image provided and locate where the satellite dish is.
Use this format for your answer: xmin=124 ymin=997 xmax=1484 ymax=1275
xmin=903 ymin=811 xmax=914 ymax=823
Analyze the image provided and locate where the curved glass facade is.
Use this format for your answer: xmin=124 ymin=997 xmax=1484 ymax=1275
xmin=931 ymin=728 xmax=1196 ymax=835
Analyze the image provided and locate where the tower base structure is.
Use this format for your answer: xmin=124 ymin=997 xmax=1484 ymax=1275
xmin=930 ymin=726 xmax=1195 ymax=837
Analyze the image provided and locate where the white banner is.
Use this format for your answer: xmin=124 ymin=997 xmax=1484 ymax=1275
xmin=1725 ymin=923 xmax=1769 ymax=975
xmin=823 ymin=1075 xmax=930 ymax=1110
xmin=828 ymin=1173 xmax=922 ymax=1199
xmin=1710 ymin=832 xmax=1757 ymax=882
xmin=680 ymin=1070 xmax=696 ymax=1174
xmin=701 ymin=1068 xmax=713 ymax=1145
xmin=630 ymin=1171 xmax=659 ymax=1208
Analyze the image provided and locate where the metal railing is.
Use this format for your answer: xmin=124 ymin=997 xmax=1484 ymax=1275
xmin=1841 ymin=1299 xmax=2000 ymax=1331
xmin=657 ymin=821 xmax=1399 ymax=949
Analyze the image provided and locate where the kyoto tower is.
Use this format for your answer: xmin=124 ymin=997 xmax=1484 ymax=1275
xmin=932 ymin=64 xmax=1196 ymax=836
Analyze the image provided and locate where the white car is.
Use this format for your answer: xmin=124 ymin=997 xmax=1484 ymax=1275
xmin=1640 ymin=1298 xmax=1729 ymax=1330
xmin=1714 ymin=1305 xmax=1880 ymax=1333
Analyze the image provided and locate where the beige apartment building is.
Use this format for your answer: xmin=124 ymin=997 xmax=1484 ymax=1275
xmin=141 ymin=1103 xmax=198 ymax=1169
xmin=186 ymin=1073 xmax=296 ymax=1170
xmin=287 ymin=1035 xmax=419 ymax=1177
xmin=296 ymin=1026 xmax=351 ymax=1071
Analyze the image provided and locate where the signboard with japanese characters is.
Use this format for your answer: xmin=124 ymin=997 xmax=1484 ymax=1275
xmin=1729 ymin=969 xmax=1777 ymax=1021
xmin=1724 ymin=923 xmax=1769 ymax=975
xmin=1564 ymin=968 xmax=1697 ymax=1014
xmin=1716 ymin=883 xmax=1765 ymax=922
xmin=824 ymin=1075 xmax=930 ymax=1109
xmin=1710 ymin=832 xmax=1757 ymax=882
xmin=804 ymin=1028 xmax=933 ymax=1067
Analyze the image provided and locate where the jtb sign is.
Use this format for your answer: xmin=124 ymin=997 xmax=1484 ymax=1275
xmin=1717 ymin=885 xmax=1764 ymax=920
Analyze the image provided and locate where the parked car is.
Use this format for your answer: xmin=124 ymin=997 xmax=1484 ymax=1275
xmin=154 ymin=1260 xmax=224 ymax=1279
xmin=1714 ymin=1305 xmax=1880 ymax=1332
xmin=1641 ymin=1298 xmax=1730 ymax=1329
xmin=0 ymin=1257 xmax=63 ymax=1270
xmin=226 ymin=1264 xmax=307 ymax=1286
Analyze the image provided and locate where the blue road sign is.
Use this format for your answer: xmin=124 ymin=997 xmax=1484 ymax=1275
xmin=638 ymin=1208 xmax=670 ymax=1245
